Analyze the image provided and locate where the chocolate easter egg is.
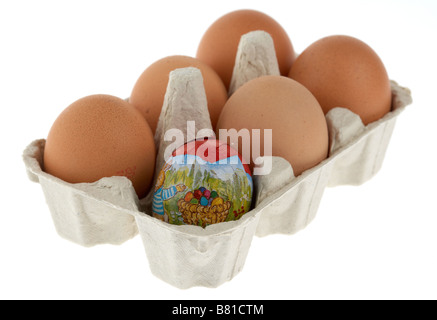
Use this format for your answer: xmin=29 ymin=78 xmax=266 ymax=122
xmin=152 ymin=138 xmax=253 ymax=227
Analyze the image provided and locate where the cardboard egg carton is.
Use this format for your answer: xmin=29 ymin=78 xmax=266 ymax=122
xmin=22 ymin=31 xmax=412 ymax=289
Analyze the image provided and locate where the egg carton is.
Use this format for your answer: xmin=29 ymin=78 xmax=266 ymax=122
xmin=22 ymin=31 xmax=412 ymax=289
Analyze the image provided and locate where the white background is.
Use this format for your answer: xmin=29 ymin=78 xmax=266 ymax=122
xmin=1 ymin=0 xmax=436 ymax=300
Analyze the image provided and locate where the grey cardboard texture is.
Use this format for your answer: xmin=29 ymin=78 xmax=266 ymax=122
xmin=22 ymin=31 xmax=412 ymax=289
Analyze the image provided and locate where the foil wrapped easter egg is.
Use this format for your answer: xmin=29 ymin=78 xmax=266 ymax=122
xmin=152 ymin=139 xmax=253 ymax=227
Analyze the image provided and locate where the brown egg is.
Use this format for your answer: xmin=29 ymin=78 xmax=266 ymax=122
xmin=196 ymin=9 xmax=297 ymax=90
xmin=288 ymin=35 xmax=392 ymax=125
xmin=44 ymin=94 xmax=156 ymax=198
xmin=129 ymin=55 xmax=228 ymax=133
xmin=216 ymin=76 xmax=329 ymax=176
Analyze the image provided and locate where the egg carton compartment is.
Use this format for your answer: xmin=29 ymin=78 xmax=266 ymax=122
xmin=254 ymin=79 xmax=411 ymax=237
xmin=22 ymin=31 xmax=412 ymax=288
xmin=24 ymin=140 xmax=140 ymax=247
